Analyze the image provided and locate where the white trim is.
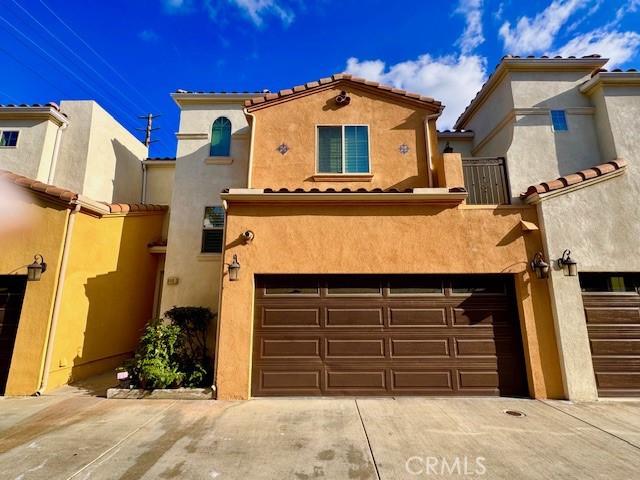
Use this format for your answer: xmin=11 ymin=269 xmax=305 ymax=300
xmin=315 ymin=124 xmax=371 ymax=174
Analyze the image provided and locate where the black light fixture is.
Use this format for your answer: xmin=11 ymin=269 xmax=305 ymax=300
xmin=227 ymin=254 xmax=240 ymax=281
xmin=530 ymin=252 xmax=550 ymax=279
xmin=27 ymin=254 xmax=47 ymax=281
xmin=557 ymin=249 xmax=578 ymax=277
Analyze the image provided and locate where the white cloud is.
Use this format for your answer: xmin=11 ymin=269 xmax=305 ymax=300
xmin=499 ymin=0 xmax=589 ymax=54
xmin=162 ymin=0 xmax=195 ymax=14
xmin=231 ymin=0 xmax=294 ymax=26
xmin=345 ymin=55 xmax=487 ymax=129
xmin=551 ymin=30 xmax=640 ymax=68
xmin=455 ymin=0 xmax=485 ymax=54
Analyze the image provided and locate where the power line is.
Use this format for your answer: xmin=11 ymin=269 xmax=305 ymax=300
xmin=37 ymin=0 xmax=157 ymax=112
xmin=0 ymin=45 xmax=67 ymax=96
xmin=10 ymin=0 xmax=148 ymax=114
xmin=0 ymin=13 xmax=143 ymax=129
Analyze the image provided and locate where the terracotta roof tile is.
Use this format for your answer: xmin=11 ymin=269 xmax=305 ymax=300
xmin=0 ymin=169 xmax=168 ymax=214
xmin=244 ymin=74 xmax=443 ymax=111
xmin=0 ymin=102 xmax=61 ymax=111
xmin=522 ymin=160 xmax=626 ymax=199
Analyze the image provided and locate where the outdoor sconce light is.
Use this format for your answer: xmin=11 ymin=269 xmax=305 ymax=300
xmin=226 ymin=254 xmax=240 ymax=281
xmin=27 ymin=254 xmax=47 ymax=281
xmin=557 ymin=249 xmax=578 ymax=277
xmin=530 ymin=252 xmax=550 ymax=279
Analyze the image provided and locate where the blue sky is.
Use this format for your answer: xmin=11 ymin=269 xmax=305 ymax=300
xmin=1 ymin=0 xmax=639 ymax=157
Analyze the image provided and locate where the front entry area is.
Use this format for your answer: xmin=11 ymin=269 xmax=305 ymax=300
xmin=0 ymin=275 xmax=27 ymax=395
xmin=252 ymin=275 xmax=528 ymax=397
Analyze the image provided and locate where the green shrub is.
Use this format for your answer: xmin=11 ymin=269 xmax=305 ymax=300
xmin=125 ymin=307 xmax=215 ymax=389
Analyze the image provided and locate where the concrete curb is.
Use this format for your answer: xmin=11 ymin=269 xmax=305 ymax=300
xmin=107 ymin=388 xmax=214 ymax=400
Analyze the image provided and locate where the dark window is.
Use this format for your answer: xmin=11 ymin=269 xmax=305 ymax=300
xmin=389 ymin=278 xmax=443 ymax=295
xmin=452 ymin=277 xmax=507 ymax=294
xmin=265 ymin=278 xmax=319 ymax=295
xmin=550 ymin=110 xmax=568 ymax=131
xmin=327 ymin=278 xmax=381 ymax=295
xmin=210 ymin=117 xmax=231 ymax=156
xmin=0 ymin=131 xmax=19 ymax=147
xmin=202 ymin=206 xmax=224 ymax=253
xmin=579 ymin=273 xmax=640 ymax=293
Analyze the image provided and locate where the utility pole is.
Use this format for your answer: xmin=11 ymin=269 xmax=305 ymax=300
xmin=137 ymin=113 xmax=160 ymax=147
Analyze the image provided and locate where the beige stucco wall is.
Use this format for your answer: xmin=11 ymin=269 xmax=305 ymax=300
xmin=0 ymin=118 xmax=59 ymax=181
xmin=161 ymin=102 xmax=250 ymax=314
xmin=216 ymin=202 xmax=564 ymax=400
xmin=144 ymin=163 xmax=175 ymax=205
xmin=248 ymin=86 xmax=433 ymax=190
xmin=55 ymin=101 xmax=146 ymax=203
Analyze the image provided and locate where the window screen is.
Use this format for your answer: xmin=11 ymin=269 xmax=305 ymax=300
xmin=317 ymin=126 xmax=369 ymax=173
xmin=202 ymin=206 xmax=224 ymax=253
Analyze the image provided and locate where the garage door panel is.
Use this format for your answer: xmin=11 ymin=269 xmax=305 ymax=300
xmin=390 ymin=338 xmax=449 ymax=358
xmin=326 ymin=338 xmax=385 ymax=358
xmin=392 ymin=370 xmax=453 ymax=390
xmin=262 ymin=308 xmax=320 ymax=328
xmin=326 ymin=308 xmax=383 ymax=327
xmin=253 ymin=275 xmax=527 ymax=397
xmin=389 ymin=308 xmax=447 ymax=327
xmin=590 ymin=338 xmax=640 ymax=356
xmin=585 ymin=306 xmax=640 ymax=324
xmin=452 ymin=307 xmax=510 ymax=326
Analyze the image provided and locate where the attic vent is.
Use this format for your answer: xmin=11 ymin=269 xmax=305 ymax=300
xmin=335 ymin=90 xmax=351 ymax=106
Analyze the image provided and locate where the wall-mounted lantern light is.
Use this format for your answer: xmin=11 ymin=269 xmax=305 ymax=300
xmin=226 ymin=254 xmax=240 ymax=281
xmin=27 ymin=254 xmax=47 ymax=281
xmin=557 ymin=249 xmax=578 ymax=277
xmin=530 ymin=252 xmax=550 ymax=279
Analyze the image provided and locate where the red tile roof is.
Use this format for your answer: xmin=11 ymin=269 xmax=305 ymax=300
xmin=222 ymin=187 xmax=466 ymax=194
xmin=521 ymin=160 xmax=626 ymax=199
xmin=244 ymin=74 xmax=443 ymax=112
xmin=0 ymin=169 xmax=167 ymax=214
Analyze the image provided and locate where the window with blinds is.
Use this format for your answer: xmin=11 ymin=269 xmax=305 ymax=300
xmin=202 ymin=206 xmax=225 ymax=253
xmin=317 ymin=125 xmax=369 ymax=173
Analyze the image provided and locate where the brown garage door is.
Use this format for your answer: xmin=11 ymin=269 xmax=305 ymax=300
xmin=581 ymin=273 xmax=640 ymax=397
xmin=252 ymin=275 xmax=528 ymax=396
xmin=1 ymin=276 xmax=27 ymax=395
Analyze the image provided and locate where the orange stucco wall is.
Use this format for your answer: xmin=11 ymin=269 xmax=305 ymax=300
xmin=216 ymin=202 xmax=564 ymax=400
xmin=249 ymin=86 xmax=435 ymax=190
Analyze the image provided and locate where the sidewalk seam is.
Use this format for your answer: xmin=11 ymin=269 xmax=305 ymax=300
xmin=538 ymin=400 xmax=640 ymax=451
xmin=65 ymin=400 xmax=177 ymax=479
xmin=354 ymin=399 xmax=382 ymax=480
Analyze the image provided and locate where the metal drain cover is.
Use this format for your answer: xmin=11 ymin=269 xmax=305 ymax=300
xmin=504 ymin=410 xmax=526 ymax=417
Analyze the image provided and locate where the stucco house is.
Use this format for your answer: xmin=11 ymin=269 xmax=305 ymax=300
xmin=154 ymin=55 xmax=639 ymax=402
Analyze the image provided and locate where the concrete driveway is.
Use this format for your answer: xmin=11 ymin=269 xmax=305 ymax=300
xmin=1 ymin=395 xmax=639 ymax=479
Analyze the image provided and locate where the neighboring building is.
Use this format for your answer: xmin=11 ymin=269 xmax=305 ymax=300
xmin=0 ymin=169 xmax=166 ymax=395
xmin=0 ymin=100 xmax=147 ymax=204
xmin=452 ymin=55 xmax=640 ymax=401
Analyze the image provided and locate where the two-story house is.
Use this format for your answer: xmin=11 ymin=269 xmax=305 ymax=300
xmin=162 ymin=76 xmax=564 ymax=401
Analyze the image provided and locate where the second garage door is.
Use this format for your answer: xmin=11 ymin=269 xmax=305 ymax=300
xmin=252 ymin=275 xmax=528 ymax=397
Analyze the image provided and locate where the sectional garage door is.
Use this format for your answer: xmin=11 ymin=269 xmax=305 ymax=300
xmin=0 ymin=276 xmax=27 ymax=395
xmin=252 ymin=275 xmax=528 ymax=396
xmin=582 ymin=273 xmax=640 ymax=397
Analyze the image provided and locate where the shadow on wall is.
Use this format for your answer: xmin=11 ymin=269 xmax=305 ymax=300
xmin=111 ymin=138 xmax=144 ymax=204
xmin=64 ymin=216 xmax=160 ymax=387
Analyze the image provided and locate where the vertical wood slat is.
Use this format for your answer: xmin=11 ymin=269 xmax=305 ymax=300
xmin=462 ymin=158 xmax=509 ymax=205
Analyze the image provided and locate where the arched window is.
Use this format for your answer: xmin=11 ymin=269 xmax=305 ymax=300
xmin=210 ymin=117 xmax=231 ymax=156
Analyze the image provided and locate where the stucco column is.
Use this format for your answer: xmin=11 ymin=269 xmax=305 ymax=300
xmin=546 ymin=270 xmax=598 ymax=401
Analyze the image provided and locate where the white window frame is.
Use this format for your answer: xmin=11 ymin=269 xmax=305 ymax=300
xmin=315 ymin=124 xmax=371 ymax=174
xmin=550 ymin=110 xmax=569 ymax=132
xmin=0 ymin=130 xmax=20 ymax=148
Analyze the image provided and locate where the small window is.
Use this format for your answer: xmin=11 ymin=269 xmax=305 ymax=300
xmin=0 ymin=131 xmax=19 ymax=147
xmin=317 ymin=125 xmax=369 ymax=173
xmin=202 ymin=206 xmax=224 ymax=253
xmin=451 ymin=277 xmax=507 ymax=294
xmin=550 ymin=110 xmax=568 ymax=131
xmin=389 ymin=278 xmax=443 ymax=295
xmin=265 ymin=278 xmax=319 ymax=295
xmin=327 ymin=278 xmax=381 ymax=295
xmin=210 ymin=117 xmax=231 ymax=156
xmin=580 ymin=273 xmax=640 ymax=293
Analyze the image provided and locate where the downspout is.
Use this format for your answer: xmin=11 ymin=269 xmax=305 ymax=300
xmin=47 ymin=120 xmax=68 ymax=185
xmin=211 ymin=199 xmax=230 ymax=398
xmin=141 ymin=162 xmax=147 ymax=203
xmin=244 ymin=108 xmax=256 ymax=188
xmin=35 ymin=202 xmax=80 ymax=396
xmin=424 ymin=113 xmax=439 ymax=187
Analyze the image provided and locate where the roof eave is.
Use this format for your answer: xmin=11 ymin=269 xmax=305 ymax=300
xmin=580 ymin=72 xmax=640 ymax=95
xmin=171 ymin=92 xmax=260 ymax=107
